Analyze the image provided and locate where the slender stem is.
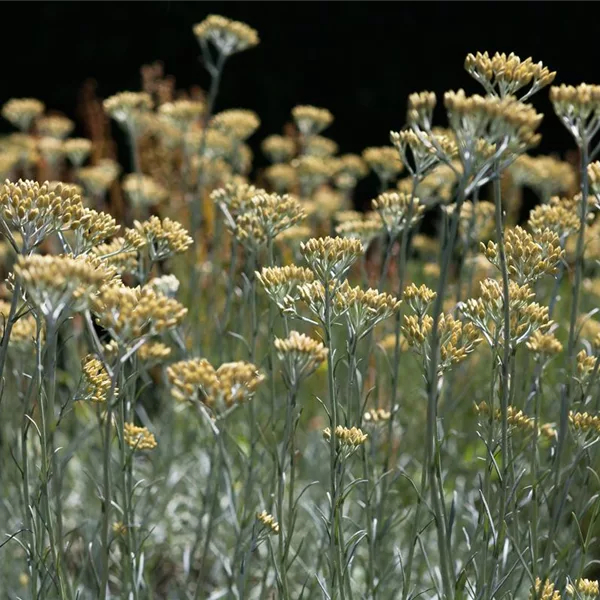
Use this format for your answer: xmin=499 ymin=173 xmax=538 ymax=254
xmin=0 ymin=277 xmax=22 ymax=383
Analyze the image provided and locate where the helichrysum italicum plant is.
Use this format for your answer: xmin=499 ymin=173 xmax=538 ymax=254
xmin=4 ymin=27 xmax=600 ymax=600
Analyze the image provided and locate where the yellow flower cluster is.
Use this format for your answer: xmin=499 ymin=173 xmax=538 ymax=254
xmin=0 ymin=300 xmax=37 ymax=352
xmin=464 ymin=52 xmax=555 ymax=98
xmin=70 ymin=208 xmax=120 ymax=254
xmin=362 ymin=146 xmax=404 ymax=183
xmin=104 ymin=92 xmax=153 ymax=126
xmin=261 ymin=134 xmax=296 ymax=164
xmin=529 ymin=579 xmax=561 ymax=600
xmin=292 ymin=105 xmax=334 ymax=136
xmin=93 ymin=282 xmax=187 ymax=343
xmin=234 ymin=192 xmax=305 ymax=249
xmin=363 ymin=408 xmax=391 ymax=424
xmin=123 ymin=422 xmax=157 ymax=451
xmin=1 ymin=179 xmax=84 ymax=250
xmin=323 ymin=425 xmax=368 ymax=449
xmin=16 ymin=254 xmax=115 ymax=320
xmin=274 ymin=330 xmax=328 ymax=383
xmin=256 ymin=510 xmax=279 ymax=534
xmin=482 ymin=226 xmax=563 ymax=284
xmin=379 ymin=333 xmax=409 ymax=353
xmin=371 ymin=192 xmax=424 ymax=236
xmin=158 ymin=99 xmax=204 ymax=129
xmin=566 ymin=578 xmax=600 ymax=598
xmin=551 ymin=84 xmax=600 ymax=142
xmin=448 ymin=199 xmax=495 ymax=242
xmin=407 ymin=91 xmax=437 ymax=126
xmin=167 ymin=358 xmax=264 ymax=411
xmin=77 ymin=164 xmax=120 ymax=197
xmin=63 ymin=138 xmax=92 ymax=167
xmin=212 ymin=109 xmax=260 ymax=141
xmin=403 ymin=312 xmax=481 ymax=373
xmin=305 ymin=135 xmax=338 ymax=158
xmin=137 ymin=341 xmax=172 ymax=363
xmin=461 ymin=278 xmax=551 ymax=348
xmin=129 ymin=216 xmax=193 ymax=261
xmin=265 ymin=164 xmax=297 ymax=193
xmin=80 ymin=355 xmax=115 ymax=403
xmin=193 ymin=14 xmax=259 ymax=56
xmin=333 ymin=154 xmax=368 ymax=190
xmin=37 ymin=115 xmax=74 ymax=140
xmin=92 ymin=237 xmax=139 ymax=275
xmin=511 ymin=154 xmax=576 ymax=199
xmin=475 ymin=401 xmax=535 ymax=432
xmin=570 ymin=411 xmax=600 ymax=434
xmin=257 ymin=265 xmax=315 ymax=310
xmin=2 ymin=98 xmax=45 ymax=131
xmin=391 ymin=129 xmax=457 ymax=175
xmin=528 ymin=200 xmax=581 ymax=237
xmin=122 ymin=174 xmax=168 ymax=208
xmin=577 ymin=350 xmax=598 ymax=384
xmin=301 ymin=236 xmax=364 ymax=282
xmin=335 ymin=217 xmax=381 ymax=248
xmin=525 ymin=331 xmax=563 ymax=356
xmin=403 ymin=283 xmax=437 ymax=316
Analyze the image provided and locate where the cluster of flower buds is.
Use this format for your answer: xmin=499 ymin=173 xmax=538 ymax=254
xmin=193 ymin=14 xmax=259 ymax=57
xmin=390 ymin=129 xmax=456 ymax=177
xmin=461 ymin=278 xmax=552 ymax=349
xmin=274 ymin=330 xmax=328 ymax=387
xmin=576 ymin=350 xmax=598 ymax=388
xmin=104 ymin=91 xmax=153 ymax=128
xmin=16 ymin=254 xmax=115 ymax=324
xmin=292 ymin=105 xmax=334 ymax=137
xmin=510 ymin=154 xmax=576 ymax=201
xmin=301 ymin=236 xmax=363 ymax=283
xmin=262 ymin=134 xmax=296 ymax=164
xmin=123 ymin=422 xmax=157 ymax=451
xmin=323 ymin=425 xmax=368 ymax=460
xmin=79 ymin=355 xmax=116 ymax=403
xmin=158 ymin=99 xmax=205 ymax=130
xmin=2 ymin=98 xmax=45 ymax=132
xmin=447 ymin=199 xmax=495 ymax=243
xmin=92 ymin=282 xmax=187 ymax=344
xmin=37 ymin=115 xmax=74 ymax=140
xmin=362 ymin=146 xmax=404 ymax=186
xmin=1 ymin=179 xmax=84 ymax=251
xmin=122 ymin=174 xmax=168 ymax=209
xmin=371 ymin=192 xmax=424 ymax=237
xmin=0 ymin=300 xmax=37 ymax=354
xmin=256 ymin=265 xmax=315 ymax=312
xmin=335 ymin=216 xmax=382 ymax=249
xmin=482 ymin=226 xmax=563 ymax=284
xmin=212 ymin=109 xmax=260 ymax=142
xmin=551 ymin=83 xmax=600 ymax=146
xmin=63 ymin=138 xmax=93 ymax=168
xmin=68 ymin=208 xmax=120 ymax=255
xmin=128 ymin=216 xmax=193 ymax=262
xmin=234 ymin=192 xmax=305 ymax=250
xmin=167 ymin=357 xmax=264 ymax=414
xmin=465 ymin=52 xmax=555 ymax=99
xmin=256 ymin=510 xmax=279 ymax=535
xmin=292 ymin=155 xmax=334 ymax=196
xmin=566 ymin=578 xmax=600 ymax=599
xmin=363 ymin=407 xmax=391 ymax=425
xmin=525 ymin=330 xmax=563 ymax=356
xmin=529 ymin=579 xmax=562 ymax=600
xmin=528 ymin=200 xmax=581 ymax=238
xmin=403 ymin=283 xmax=437 ymax=317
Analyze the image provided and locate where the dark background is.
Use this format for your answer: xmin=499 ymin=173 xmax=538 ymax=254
xmin=1 ymin=1 xmax=596 ymax=203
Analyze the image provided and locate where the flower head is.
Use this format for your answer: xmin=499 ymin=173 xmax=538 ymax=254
xmin=292 ymin=105 xmax=333 ymax=136
xmin=275 ymin=330 xmax=328 ymax=385
xmin=301 ymin=236 xmax=363 ymax=283
xmin=63 ymin=138 xmax=93 ymax=167
xmin=212 ymin=109 xmax=260 ymax=141
xmin=262 ymin=135 xmax=296 ymax=164
xmin=158 ymin=99 xmax=204 ymax=130
xmin=123 ymin=423 xmax=157 ymax=450
xmin=372 ymin=192 xmax=425 ymax=237
xmin=128 ymin=216 xmax=193 ymax=261
xmin=362 ymin=146 xmax=404 ymax=184
xmin=37 ymin=115 xmax=74 ymax=140
xmin=551 ymin=84 xmax=600 ymax=145
xmin=104 ymin=92 xmax=153 ymax=127
xmin=122 ymin=174 xmax=168 ymax=208
xmin=79 ymin=355 xmax=115 ymax=403
xmin=566 ymin=578 xmax=599 ymax=599
xmin=193 ymin=15 xmax=259 ymax=56
xmin=2 ymin=98 xmax=45 ymax=132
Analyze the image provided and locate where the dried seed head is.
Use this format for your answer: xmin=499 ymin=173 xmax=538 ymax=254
xmin=193 ymin=15 xmax=259 ymax=56
xmin=123 ymin=423 xmax=157 ymax=451
xmin=292 ymin=105 xmax=334 ymax=136
xmin=261 ymin=135 xmax=296 ymax=164
xmin=2 ymin=98 xmax=45 ymax=131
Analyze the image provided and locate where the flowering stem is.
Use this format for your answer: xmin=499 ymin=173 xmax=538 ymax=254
xmin=492 ymin=165 xmax=512 ymax=569
xmin=99 ymin=352 xmax=124 ymax=600
xmin=0 ymin=276 xmax=22 ymax=384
